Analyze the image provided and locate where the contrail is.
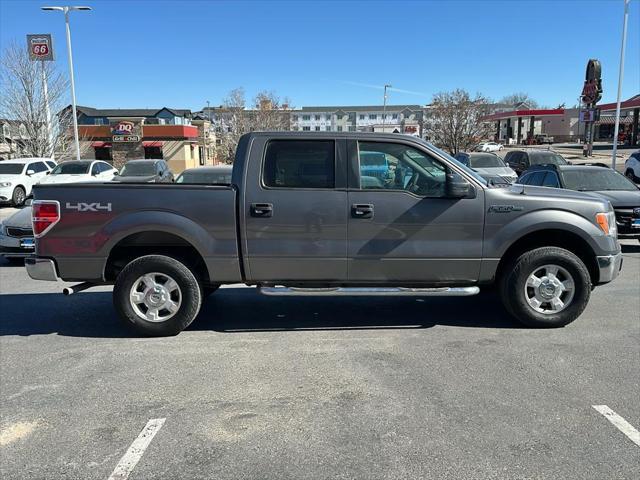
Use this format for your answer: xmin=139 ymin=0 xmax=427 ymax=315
xmin=343 ymin=81 xmax=430 ymax=98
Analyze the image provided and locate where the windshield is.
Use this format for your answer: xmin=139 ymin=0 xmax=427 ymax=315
xmin=426 ymin=144 xmax=488 ymax=186
xmin=50 ymin=162 xmax=91 ymax=175
xmin=563 ymin=170 xmax=638 ymax=192
xmin=120 ymin=163 xmax=156 ymax=176
xmin=530 ymin=152 xmax=568 ymax=166
xmin=469 ymin=153 xmax=505 ymax=168
xmin=176 ymin=170 xmax=232 ymax=184
xmin=0 ymin=164 xmax=24 ymax=175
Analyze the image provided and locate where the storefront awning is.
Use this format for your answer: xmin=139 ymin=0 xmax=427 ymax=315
xmin=142 ymin=141 xmax=164 ymax=148
xmin=596 ymin=115 xmax=634 ymax=125
xmin=91 ymin=141 xmax=112 ymax=148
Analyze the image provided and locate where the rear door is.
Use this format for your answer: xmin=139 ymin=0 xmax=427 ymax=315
xmin=242 ymin=136 xmax=348 ymax=282
xmin=347 ymin=139 xmax=485 ymax=284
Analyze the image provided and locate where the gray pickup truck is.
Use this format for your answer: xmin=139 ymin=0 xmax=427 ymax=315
xmin=26 ymin=132 xmax=622 ymax=336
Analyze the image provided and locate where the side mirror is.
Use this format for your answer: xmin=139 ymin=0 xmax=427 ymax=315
xmin=113 ymin=171 xmax=119 ymax=176
xmin=26 ymin=169 xmax=35 ymax=176
xmin=446 ymin=172 xmax=473 ymax=198
xmin=46 ymin=171 xmax=50 ymax=175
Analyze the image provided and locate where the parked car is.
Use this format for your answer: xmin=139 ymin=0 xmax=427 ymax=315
xmin=534 ymin=134 xmax=554 ymax=145
xmin=0 ymin=199 xmax=33 ymax=262
xmin=27 ymin=132 xmax=622 ymax=336
xmin=504 ymin=149 xmax=569 ymax=176
xmin=476 ymin=141 xmax=503 ymax=152
xmin=624 ymin=150 xmax=640 ymax=183
xmin=0 ymin=158 xmax=52 ymax=206
xmin=175 ymin=165 xmax=232 ymax=184
xmin=39 ymin=160 xmax=118 ymax=185
xmin=116 ymin=159 xmax=174 ymax=183
xmin=454 ymin=152 xmax=517 ymax=184
xmin=517 ymin=164 xmax=640 ymax=239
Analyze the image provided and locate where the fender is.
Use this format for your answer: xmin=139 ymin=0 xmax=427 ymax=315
xmin=484 ymin=209 xmax=611 ymax=259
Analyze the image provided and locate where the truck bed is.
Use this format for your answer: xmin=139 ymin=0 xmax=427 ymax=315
xmin=32 ymin=182 xmax=242 ymax=283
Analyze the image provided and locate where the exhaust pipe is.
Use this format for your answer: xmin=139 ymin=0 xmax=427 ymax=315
xmin=63 ymin=282 xmax=96 ymax=296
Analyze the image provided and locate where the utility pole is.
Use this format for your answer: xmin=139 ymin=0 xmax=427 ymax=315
xmin=40 ymin=61 xmax=53 ymax=158
xmin=382 ymin=84 xmax=391 ymax=131
xmin=612 ymin=0 xmax=631 ymax=170
xmin=42 ymin=6 xmax=92 ymax=160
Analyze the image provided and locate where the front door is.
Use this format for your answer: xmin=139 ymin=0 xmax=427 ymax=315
xmin=243 ymin=137 xmax=348 ymax=282
xmin=347 ymin=140 xmax=485 ymax=284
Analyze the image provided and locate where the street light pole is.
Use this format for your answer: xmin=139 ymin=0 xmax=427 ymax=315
xmin=612 ymin=0 xmax=631 ymax=170
xmin=382 ymin=84 xmax=391 ymax=131
xmin=42 ymin=6 xmax=91 ymax=161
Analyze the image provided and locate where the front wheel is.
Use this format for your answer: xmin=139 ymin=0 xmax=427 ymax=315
xmin=113 ymin=255 xmax=202 ymax=336
xmin=499 ymin=247 xmax=591 ymax=328
xmin=11 ymin=186 xmax=26 ymax=207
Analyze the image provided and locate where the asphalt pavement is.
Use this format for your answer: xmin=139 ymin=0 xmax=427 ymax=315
xmin=0 ymin=239 xmax=639 ymax=479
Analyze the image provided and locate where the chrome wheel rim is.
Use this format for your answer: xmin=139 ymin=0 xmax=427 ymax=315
xmin=524 ymin=264 xmax=575 ymax=314
xmin=129 ymin=272 xmax=181 ymax=322
xmin=14 ymin=189 xmax=25 ymax=205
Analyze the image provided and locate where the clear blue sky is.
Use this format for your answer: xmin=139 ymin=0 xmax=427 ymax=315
xmin=1 ymin=0 xmax=638 ymax=110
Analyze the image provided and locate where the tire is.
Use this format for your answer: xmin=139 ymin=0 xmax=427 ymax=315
xmin=499 ymin=247 xmax=591 ymax=328
xmin=11 ymin=186 xmax=26 ymax=207
xmin=113 ymin=255 xmax=202 ymax=336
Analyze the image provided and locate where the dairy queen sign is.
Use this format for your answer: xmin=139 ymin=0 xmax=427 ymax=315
xmin=111 ymin=121 xmax=140 ymax=142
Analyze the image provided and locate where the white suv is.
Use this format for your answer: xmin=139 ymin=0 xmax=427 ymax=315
xmin=0 ymin=158 xmax=54 ymax=206
xmin=624 ymin=150 xmax=640 ymax=183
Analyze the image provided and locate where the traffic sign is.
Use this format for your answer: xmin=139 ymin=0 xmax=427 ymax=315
xmin=27 ymin=34 xmax=54 ymax=61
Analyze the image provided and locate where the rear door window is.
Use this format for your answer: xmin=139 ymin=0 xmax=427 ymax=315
xmin=263 ymin=140 xmax=335 ymax=189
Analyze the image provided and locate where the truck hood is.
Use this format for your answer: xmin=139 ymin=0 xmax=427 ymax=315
xmin=3 ymin=206 xmax=32 ymax=229
xmin=508 ymin=184 xmax=612 ymax=208
xmin=114 ymin=175 xmax=159 ymax=183
xmin=581 ymin=190 xmax=640 ymax=207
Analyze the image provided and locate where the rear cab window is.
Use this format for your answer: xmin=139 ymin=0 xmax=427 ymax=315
xmin=263 ymin=140 xmax=335 ymax=189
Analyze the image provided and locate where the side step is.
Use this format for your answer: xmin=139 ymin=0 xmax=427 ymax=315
xmin=258 ymin=286 xmax=480 ymax=297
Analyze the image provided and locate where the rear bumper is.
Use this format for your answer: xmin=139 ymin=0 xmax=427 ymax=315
xmin=25 ymin=257 xmax=59 ymax=281
xmin=596 ymin=252 xmax=623 ymax=284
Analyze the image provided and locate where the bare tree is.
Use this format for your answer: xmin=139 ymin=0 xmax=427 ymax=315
xmin=214 ymin=87 xmax=247 ymax=163
xmin=499 ymin=92 xmax=539 ymax=109
xmin=425 ymin=89 xmax=492 ymax=155
xmin=0 ymin=41 xmax=73 ymax=158
xmin=250 ymin=90 xmax=292 ymax=131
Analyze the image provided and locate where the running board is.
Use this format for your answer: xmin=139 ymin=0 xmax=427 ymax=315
xmin=258 ymin=286 xmax=480 ymax=297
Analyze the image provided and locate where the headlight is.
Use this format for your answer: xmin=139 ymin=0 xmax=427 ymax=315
xmin=0 ymin=182 xmax=12 ymax=187
xmin=595 ymin=211 xmax=617 ymax=237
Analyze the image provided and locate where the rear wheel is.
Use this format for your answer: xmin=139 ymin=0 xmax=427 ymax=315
xmin=499 ymin=247 xmax=591 ymax=328
xmin=11 ymin=186 xmax=26 ymax=207
xmin=113 ymin=255 xmax=202 ymax=336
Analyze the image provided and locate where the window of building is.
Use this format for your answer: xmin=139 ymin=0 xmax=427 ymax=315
xmin=315 ymin=126 xmax=321 ymax=131
xmin=19 ymin=124 xmax=27 ymax=137
xmin=263 ymin=140 xmax=335 ymax=189
xmin=292 ymin=115 xmax=298 ymax=121
xmin=326 ymin=114 xmax=332 ymax=120
xmin=315 ymin=115 xmax=321 ymax=120
xmin=369 ymin=114 xmax=377 ymax=120
xmin=357 ymin=141 xmax=447 ymax=197
xmin=326 ymin=126 xmax=331 ymax=131
xmin=302 ymin=126 xmax=311 ymax=131
xmin=337 ymin=126 xmax=343 ymax=132
xmin=359 ymin=114 xmax=365 ymax=120
xmin=392 ymin=114 xmax=398 ymax=119
xmin=302 ymin=115 xmax=311 ymax=121
xmin=348 ymin=126 xmax=356 ymax=132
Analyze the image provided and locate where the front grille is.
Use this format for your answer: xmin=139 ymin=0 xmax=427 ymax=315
xmin=6 ymin=227 xmax=33 ymax=238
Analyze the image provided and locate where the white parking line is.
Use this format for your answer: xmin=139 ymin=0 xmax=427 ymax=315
xmin=107 ymin=418 xmax=166 ymax=480
xmin=593 ymin=405 xmax=640 ymax=448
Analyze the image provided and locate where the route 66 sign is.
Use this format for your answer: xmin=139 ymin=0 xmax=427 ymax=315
xmin=27 ymin=34 xmax=54 ymax=61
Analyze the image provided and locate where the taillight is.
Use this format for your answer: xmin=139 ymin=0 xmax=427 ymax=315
xmin=32 ymin=200 xmax=60 ymax=237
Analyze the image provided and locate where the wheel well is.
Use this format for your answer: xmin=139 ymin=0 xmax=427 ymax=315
xmin=104 ymin=231 xmax=209 ymax=283
xmin=495 ymin=229 xmax=599 ymax=284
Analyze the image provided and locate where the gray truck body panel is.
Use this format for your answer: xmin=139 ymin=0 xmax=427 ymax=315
xmin=31 ymin=132 xmax=620 ymax=286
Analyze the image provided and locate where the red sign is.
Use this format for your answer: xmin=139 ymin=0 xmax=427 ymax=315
xmin=26 ymin=34 xmax=54 ymax=61
xmin=112 ymin=121 xmax=135 ymax=135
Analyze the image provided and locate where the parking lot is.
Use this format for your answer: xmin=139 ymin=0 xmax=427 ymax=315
xmin=1 ymin=222 xmax=638 ymax=479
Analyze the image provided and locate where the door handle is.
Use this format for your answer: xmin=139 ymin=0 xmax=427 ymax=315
xmin=250 ymin=203 xmax=273 ymax=217
xmin=351 ymin=203 xmax=374 ymax=219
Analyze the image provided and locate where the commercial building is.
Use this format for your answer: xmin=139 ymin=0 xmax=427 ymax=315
xmin=291 ymin=105 xmax=424 ymax=136
xmin=480 ymin=107 xmax=580 ymax=144
xmin=594 ymin=95 xmax=639 ymax=145
xmin=66 ymin=106 xmax=214 ymax=172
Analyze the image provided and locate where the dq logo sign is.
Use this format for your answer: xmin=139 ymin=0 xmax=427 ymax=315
xmin=581 ymin=59 xmax=603 ymax=105
xmin=112 ymin=121 xmax=134 ymax=135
